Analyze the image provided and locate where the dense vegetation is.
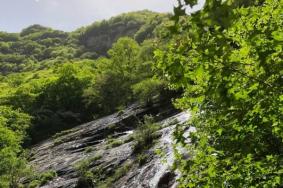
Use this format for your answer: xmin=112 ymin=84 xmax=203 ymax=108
xmin=0 ymin=107 xmax=31 ymax=187
xmin=1 ymin=0 xmax=282 ymax=187
xmin=156 ymin=0 xmax=283 ymax=187
xmin=0 ymin=11 xmax=170 ymax=187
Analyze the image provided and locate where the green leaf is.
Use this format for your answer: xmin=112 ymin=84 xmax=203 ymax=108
xmin=272 ymin=31 xmax=283 ymax=41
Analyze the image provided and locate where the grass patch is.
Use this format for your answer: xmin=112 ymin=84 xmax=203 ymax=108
xmin=52 ymin=129 xmax=78 ymax=146
xmin=123 ymin=135 xmax=134 ymax=144
xmin=107 ymin=140 xmax=123 ymax=149
xmin=39 ymin=170 xmax=57 ymax=186
xmin=106 ymin=136 xmax=124 ymax=149
xmin=137 ymin=153 xmax=149 ymax=166
xmin=74 ymin=154 xmax=132 ymax=188
xmin=28 ymin=170 xmax=57 ymax=187
xmin=132 ymin=115 xmax=161 ymax=154
xmin=84 ymin=146 xmax=94 ymax=153
xmin=52 ymin=129 xmax=75 ymax=139
xmin=74 ymin=154 xmax=103 ymax=173
xmin=97 ymin=162 xmax=133 ymax=188
xmin=53 ymin=137 xmax=66 ymax=146
xmin=74 ymin=154 xmax=103 ymax=188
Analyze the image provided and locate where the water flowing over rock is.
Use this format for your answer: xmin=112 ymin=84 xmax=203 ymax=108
xmin=29 ymin=103 xmax=191 ymax=188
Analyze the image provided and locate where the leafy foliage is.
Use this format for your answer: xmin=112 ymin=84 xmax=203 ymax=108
xmin=78 ymin=10 xmax=169 ymax=57
xmin=132 ymin=115 xmax=161 ymax=154
xmin=96 ymin=162 xmax=133 ymax=188
xmin=0 ymin=107 xmax=31 ymax=187
xmin=0 ymin=10 xmax=172 ymax=186
xmin=84 ymin=37 xmax=166 ymax=115
xmin=132 ymin=78 xmax=166 ymax=105
xmin=156 ymin=0 xmax=283 ymax=187
xmin=0 ymin=11 xmax=169 ymax=75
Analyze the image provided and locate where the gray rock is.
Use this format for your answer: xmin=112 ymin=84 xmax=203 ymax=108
xmin=29 ymin=103 xmax=191 ymax=188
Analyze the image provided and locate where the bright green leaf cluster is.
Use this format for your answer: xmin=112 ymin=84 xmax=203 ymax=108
xmin=157 ymin=0 xmax=283 ymax=187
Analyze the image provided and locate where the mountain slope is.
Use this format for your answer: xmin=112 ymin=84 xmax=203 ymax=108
xmin=0 ymin=10 xmax=169 ymax=74
xmin=77 ymin=10 xmax=170 ymax=58
xmin=29 ymin=103 xmax=190 ymax=187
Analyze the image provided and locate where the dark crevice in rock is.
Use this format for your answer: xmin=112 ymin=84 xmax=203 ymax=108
xmin=157 ymin=172 xmax=177 ymax=188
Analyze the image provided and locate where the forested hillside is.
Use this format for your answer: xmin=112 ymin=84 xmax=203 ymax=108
xmin=0 ymin=10 xmax=172 ymax=187
xmin=0 ymin=1 xmax=282 ymax=187
xmin=0 ymin=10 xmax=169 ymax=74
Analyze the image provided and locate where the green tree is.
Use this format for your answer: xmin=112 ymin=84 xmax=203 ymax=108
xmin=78 ymin=10 xmax=168 ymax=57
xmin=85 ymin=38 xmax=141 ymax=114
xmin=0 ymin=106 xmax=31 ymax=188
xmin=36 ymin=64 xmax=86 ymax=112
xmin=132 ymin=78 xmax=165 ymax=105
xmin=156 ymin=0 xmax=283 ymax=187
xmin=30 ymin=64 xmax=89 ymax=142
xmin=0 ymin=106 xmax=31 ymax=138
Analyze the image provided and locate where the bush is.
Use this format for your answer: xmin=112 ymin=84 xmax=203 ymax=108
xmin=52 ymin=129 xmax=75 ymax=139
xmin=84 ymin=147 xmax=94 ymax=153
xmin=97 ymin=162 xmax=132 ymax=188
xmin=107 ymin=138 xmax=123 ymax=149
xmin=76 ymin=177 xmax=94 ymax=188
xmin=0 ymin=107 xmax=31 ymax=188
xmin=28 ymin=180 xmax=41 ymax=188
xmin=39 ymin=170 xmax=57 ymax=186
xmin=137 ymin=153 xmax=149 ymax=166
xmin=132 ymin=78 xmax=165 ymax=105
xmin=53 ymin=137 xmax=67 ymax=146
xmin=28 ymin=170 xmax=57 ymax=187
xmin=74 ymin=154 xmax=102 ymax=188
xmin=74 ymin=159 xmax=94 ymax=188
xmin=132 ymin=115 xmax=161 ymax=154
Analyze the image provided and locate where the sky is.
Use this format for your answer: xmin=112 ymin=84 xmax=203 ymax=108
xmin=0 ymin=0 xmax=205 ymax=33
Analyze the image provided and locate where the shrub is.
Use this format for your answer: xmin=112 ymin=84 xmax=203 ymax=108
xmin=137 ymin=153 xmax=149 ymax=166
xmin=107 ymin=138 xmax=123 ymax=149
xmin=123 ymin=135 xmax=134 ymax=144
xmin=132 ymin=78 xmax=165 ymax=105
xmin=53 ymin=137 xmax=65 ymax=146
xmin=74 ymin=154 xmax=102 ymax=188
xmin=52 ymin=129 xmax=75 ymax=139
xmin=84 ymin=147 xmax=94 ymax=153
xmin=74 ymin=159 xmax=94 ymax=188
xmin=132 ymin=115 xmax=161 ymax=154
xmin=28 ymin=180 xmax=41 ymax=188
xmin=28 ymin=170 xmax=57 ymax=187
xmin=97 ymin=162 xmax=132 ymax=188
xmin=76 ymin=172 xmax=94 ymax=188
xmin=39 ymin=170 xmax=57 ymax=186
xmin=0 ymin=122 xmax=31 ymax=188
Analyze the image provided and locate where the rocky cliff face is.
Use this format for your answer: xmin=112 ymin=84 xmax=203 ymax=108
xmin=29 ymin=103 xmax=190 ymax=188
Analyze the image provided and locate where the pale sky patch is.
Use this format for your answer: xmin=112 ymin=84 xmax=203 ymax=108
xmin=0 ymin=0 xmax=205 ymax=32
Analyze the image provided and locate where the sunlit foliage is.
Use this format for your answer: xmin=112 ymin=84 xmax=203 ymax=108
xmin=156 ymin=0 xmax=283 ymax=187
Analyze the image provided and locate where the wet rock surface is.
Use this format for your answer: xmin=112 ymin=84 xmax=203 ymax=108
xmin=29 ymin=103 xmax=190 ymax=188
